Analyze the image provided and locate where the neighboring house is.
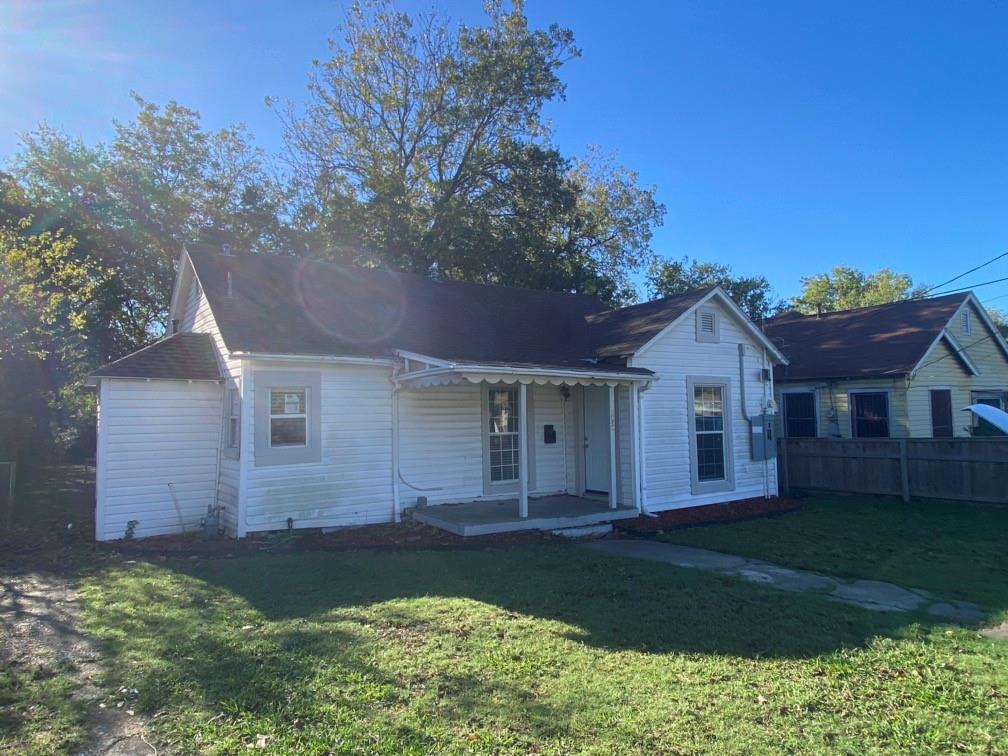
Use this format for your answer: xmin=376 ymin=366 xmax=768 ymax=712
xmin=87 ymin=244 xmax=786 ymax=541
xmin=766 ymin=293 xmax=1008 ymax=440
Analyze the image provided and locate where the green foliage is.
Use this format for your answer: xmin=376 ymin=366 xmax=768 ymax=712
xmin=647 ymin=256 xmax=781 ymax=320
xmin=274 ymin=0 xmax=663 ymax=302
xmin=790 ymin=266 xmax=926 ymax=314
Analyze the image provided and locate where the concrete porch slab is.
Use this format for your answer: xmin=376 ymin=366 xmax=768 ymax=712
xmin=411 ymin=494 xmax=639 ymax=537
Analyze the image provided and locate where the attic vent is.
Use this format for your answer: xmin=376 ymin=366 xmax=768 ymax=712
xmin=961 ymin=309 xmax=972 ymax=335
xmin=696 ymin=307 xmax=720 ymax=343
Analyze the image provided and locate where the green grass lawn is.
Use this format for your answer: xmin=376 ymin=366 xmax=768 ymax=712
xmin=656 ymin=493 xmax=1008 ymax=614
xmin=3 ymin=470 xmax=1008 ymax=753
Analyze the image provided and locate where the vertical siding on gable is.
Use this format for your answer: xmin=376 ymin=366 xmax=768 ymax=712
xmin=633 ymin=298 xmax=777 ymax=511
xmin=243 ymin=361 xmax=395 ymax=531
xmin=97 ymin=379 xmax=222 ymax=541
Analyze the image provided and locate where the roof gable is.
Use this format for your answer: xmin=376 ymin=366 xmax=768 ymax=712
xmin=766 ymin=292 xmax=971 ymax=381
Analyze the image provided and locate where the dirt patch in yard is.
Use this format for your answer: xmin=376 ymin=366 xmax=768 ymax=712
xmin=101 ymin=519 xmax=554 ymax=557
xmin=614 ymin=497 xmax=802 ymax=535
xmin=0 ymin=544 xmax=156 ymax=755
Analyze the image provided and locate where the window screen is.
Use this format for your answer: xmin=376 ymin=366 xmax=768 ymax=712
xmin=694 ymin=385 xmax=726 ymax=481
xmin=783 ymin=392 xmax=817 ymax=438
xmin=488 ymin=387 xmax=519 ymax=482
xmin=851 ymin=392 xmax=889 ymax=438
xmin=269 ymin=388 xmax=308 ymax=447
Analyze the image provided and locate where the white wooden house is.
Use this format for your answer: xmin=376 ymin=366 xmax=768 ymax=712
xmin=87 ymin=245 xmax=787 ymax=541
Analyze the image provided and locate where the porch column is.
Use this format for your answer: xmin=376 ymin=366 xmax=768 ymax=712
xmin=629 ymin=382 xmax=641 ymax=513
xmin=519 ymin=382 xmax=529 ymax=518
xmin=608 ymin=384 xmax=618 ymax=509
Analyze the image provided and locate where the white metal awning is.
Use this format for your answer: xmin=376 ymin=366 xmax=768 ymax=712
xmin=394 ymin=363 xmax=655 ymax=390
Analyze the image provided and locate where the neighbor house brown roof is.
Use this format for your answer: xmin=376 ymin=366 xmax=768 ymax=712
xmin=89 ymin=333 xmax=222 ymax=382
xmin=764 ymin=292 xmax=970 ymax=382
xmin=184 ymin=244 xmax=720 ymax=371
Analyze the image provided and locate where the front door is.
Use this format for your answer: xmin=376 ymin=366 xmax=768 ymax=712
xmin=583 ymin=386 xmax=611 ymax=492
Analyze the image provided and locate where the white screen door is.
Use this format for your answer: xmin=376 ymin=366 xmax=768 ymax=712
xmin=583 ymin=386 xmax=611 ymax=492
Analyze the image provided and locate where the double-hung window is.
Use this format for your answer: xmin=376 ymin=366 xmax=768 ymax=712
xmin=488 ymin=387 xmax=519 ymax=483
xmin=782 ymin=391 xmax=818 ymax=438
xmin=269 ymin=388 xmax=309 ymax=447
xmin=226 ymin=388 xmax=240 ymax=450
xmin=694 ymin=385 xmax=726 ymax=481
xmin=688 ymin=378 xmax=734 ymax=493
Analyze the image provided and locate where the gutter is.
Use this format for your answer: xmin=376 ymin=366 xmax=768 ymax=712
xmin=229 ymin=351 xmax=396 ymax=367
xmin=395 ymin=364 xmax=655 ymax=384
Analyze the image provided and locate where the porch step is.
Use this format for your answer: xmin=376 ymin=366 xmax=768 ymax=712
xmin=550 ymin=523 xmax=613 ymax=539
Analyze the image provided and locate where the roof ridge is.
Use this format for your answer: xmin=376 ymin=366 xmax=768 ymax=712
xmin=769 ymin=291 xmax=970 ymax=321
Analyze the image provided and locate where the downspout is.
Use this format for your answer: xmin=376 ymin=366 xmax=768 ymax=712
xmin=390 ymin=365 xmax=402 ymax=523
xmin=761 ymin=348 xmax=770 ymax=500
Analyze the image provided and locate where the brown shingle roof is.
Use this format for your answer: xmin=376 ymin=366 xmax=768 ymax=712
xmin=90 ymin=333 xmax=222 ymax=381
xmin=765 ymin=292 xmax=970 ymax=382
xmin=186 ymin=245 xmax=712 ymax=369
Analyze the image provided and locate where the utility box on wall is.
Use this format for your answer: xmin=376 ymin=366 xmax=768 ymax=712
xmin=750 ymin=414 xmax=777 ymax=461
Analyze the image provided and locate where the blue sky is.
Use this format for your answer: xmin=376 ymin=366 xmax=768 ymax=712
xmin=2 ymin=0 xmax=1008 ymax=305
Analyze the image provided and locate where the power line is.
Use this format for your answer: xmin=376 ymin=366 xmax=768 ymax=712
xmin=920 ymin=249 xmax=1008 ymax=296
xmin=922 ymin=275 xmax=1008 ymax=299
xmin=914 ymin=332 xmax=1000 ymax=373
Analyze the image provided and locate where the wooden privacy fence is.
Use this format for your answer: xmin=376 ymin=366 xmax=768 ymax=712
xmin=778 ymin=438 xmax=1008 ymax=505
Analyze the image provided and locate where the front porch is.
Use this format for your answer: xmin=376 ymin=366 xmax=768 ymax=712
xmin=411 ymin=494 xmax=639 ymax=537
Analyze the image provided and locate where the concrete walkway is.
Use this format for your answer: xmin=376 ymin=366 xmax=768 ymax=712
xmin=582 ymin=540 xmax=985 ymax=623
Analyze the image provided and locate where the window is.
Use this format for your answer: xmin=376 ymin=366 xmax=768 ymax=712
xmin=851 ymin=392 xmax=889 ymax=438
xmin=783 ymin=392 xmax=818 ymax=438
xmin=696 ymin=307 xmax=719 ymax=343
xmin=269 ymin=388 xmax=308 ymax=447
xmin=694 ymin=384 xmax=726 ymax=480
xmin=929 ymin=389 xmax=953 ymax=438
xmin=961 ymin=309 xmax=972 ymax=336
xmin=227 ymin=388 xmax=240 ymax=449
xmin=970 ymin=390 xmax=1007 ymax=436
xmin=488 ymin=387 xmax=519 ymax=482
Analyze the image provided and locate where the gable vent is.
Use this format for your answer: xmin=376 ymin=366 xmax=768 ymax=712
xmin=696 ymin=307 xmax=720 ymax=343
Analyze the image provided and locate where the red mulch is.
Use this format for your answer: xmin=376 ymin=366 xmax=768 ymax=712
xmin=100 ymin=520 xmax=552 ymax=556
xmin=614 ymin=496 xmax=801 ymax=535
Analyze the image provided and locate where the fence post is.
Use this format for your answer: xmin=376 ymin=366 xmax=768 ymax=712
xmin=778 ymin=438 xmax=790 ymax=496
xmin=898 ymin=439 xmax=910 ymax=502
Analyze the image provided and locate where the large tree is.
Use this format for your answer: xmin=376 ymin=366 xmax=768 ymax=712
xmin=12 ymin=94 xmax=289 ymax=355
xmin=790 ymin=266 xmax=926 ymax=314
xmin=274 ymin=0 xmax=663 ymax=302
xmin=647 ymin=256 xmax=781 ymax=321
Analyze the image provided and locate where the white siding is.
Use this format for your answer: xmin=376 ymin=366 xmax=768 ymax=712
xmin=176 ymin=256 xmax=242 ymax=532
xmin=96 ymin=379 xmax=222 ymax=541
xmin=243 ymin=361 xmax=395 ymax=531
xmin=632 ymin=297 xmax=778 ymax=512
xmin=531 ymin=384 xmax=571 ymax=494
xmin=398 ymin=382 xmax=484 ymax=505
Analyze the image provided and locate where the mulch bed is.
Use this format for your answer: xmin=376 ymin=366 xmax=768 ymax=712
xmin=100 ymin=519 xmax=552 ymax=557
xmin=614 ymin=496 xmax=801 ymax=535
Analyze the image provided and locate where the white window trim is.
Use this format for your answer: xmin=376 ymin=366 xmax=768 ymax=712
xmin=687 ymin=376 xmax=735 ymax=495
xmin=848 ymin=389 xmax=891 ymax=438
xmin=780 ymin=388 xmax=819 ymax=438
xmin=268 ymin=387 xmax=310 ymax=448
